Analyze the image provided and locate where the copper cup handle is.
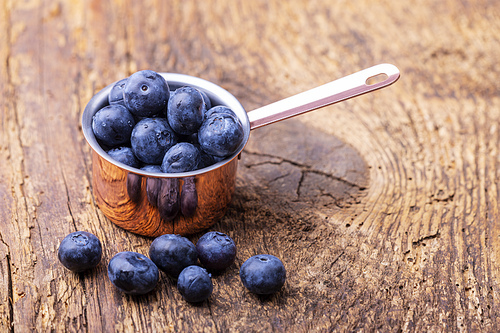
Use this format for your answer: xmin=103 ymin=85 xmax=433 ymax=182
xmin=247 ymin=63 xmax=400 ymax=130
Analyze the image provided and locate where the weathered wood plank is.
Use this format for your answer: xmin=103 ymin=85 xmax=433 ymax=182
xmin=0 ymin=0 xmax=499 ymax=331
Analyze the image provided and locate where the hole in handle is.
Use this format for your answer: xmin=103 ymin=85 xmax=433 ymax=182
xmin=366 ymin=73 xmax=389 ymax=86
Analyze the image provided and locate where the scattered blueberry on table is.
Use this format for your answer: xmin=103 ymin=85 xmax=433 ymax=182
xmin=149 ymin=233 xmax=198 ymax=277
xmin=239 ymin=254 xmax=286 ymax=295
xmin=107 ymin=251 xmax=159 ymax=295
xmin=196 ymin=231 xmax=236 ymax=272
xmin=177 ymin=265 xmax=213 ymax=303
xmin=58 ymin=231 xmax=103 ymax=272
xmin=58 ymin=229 xmax=285 ymax=302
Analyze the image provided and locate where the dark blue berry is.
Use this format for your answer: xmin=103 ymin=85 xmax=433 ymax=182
xmin=199 ymin=90 xmax=212 ymax=110
xmin=161 ymin=142 xmax=201 ymax=173
xmin=106 ymin=146 xmax=140 ymax=168
xmin=167 ymin=86 xmax=206 ymax=136
xmin=198 ymin=112 xmax=244 ymax=158
xmin=141 ymin=164 xmax=162 ymax=173
xmin=198 ymin=150 xmax=216 ymax=169
xmin=124 ymin=70 xmax=169 ymax=117
xmin=196 ymin=231 xmax=236 ymax=272
xmin=58 ymin=231 xmax=102 ymax=272
xmin=108 ymin=78 xmax=128 ymax=106
xmin=131 ymin=118 xmax=178 ymax=165
xmin=239 ymin=254 xmax=286 ymax=295
xmin=177 ymin=132 xmax=199 ymax=145
xmin=107 ymin=251 xmax=159 ymax=295
xmin=149 ymin=234 xmax=198 ymax=277
xmin=204 ymin=105 xmax=237 ymax=120
xmin=177 ymin=265 xmax=213 ymax=303
xmin=92 ymin=104 xmax=135 ymax=147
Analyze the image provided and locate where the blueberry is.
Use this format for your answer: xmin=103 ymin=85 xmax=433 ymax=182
xmin=239 ymin=254 xmax=286 ymax=295
xmin=131 ymin=118 xmax=178 ymax=165
xmin=141 ymin=164 xmax=162 ymax=173
xmin=199 ymin=90 xmax=212 ymax=110
xmin=124 ymin=70 xmax=170 ymax=117
xmin=196 ymin=231 xmax=236 ymax=272
xmin=204 ymin=105 xmax=237 ymax=120
xmin=149 ymin=234 xmax=198 ymax=277
xmin=161 ymin=142 xmax=201 ymax=173
xmin=107 ymin=146 xmax=140 ymax=168
xmin=183 ymin=141 xmax=216 ymax=169
xmin=198 ymin=113 xmax=244 ymax=158
xmin=167 ymin=86 xmax=206 ymax=136
xmin=198 ymin=150 xmax=216 ymax=169
xmin=177 ymin=265 xmax=213 ymax=303
xmin=108 ymin=78 xmax=128 ymax=106
xmin=177 ymin=132 xmax=199 ymax=145
xmin=58 ymin=231 xmax=102 ymax=272
xmin=92 ymin=104 xmax=135 ymax=147
xmin=107 ymin=251 xmax=159 ymax=295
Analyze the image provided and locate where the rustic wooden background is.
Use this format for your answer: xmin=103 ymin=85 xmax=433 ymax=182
xmin=1 ymin=0 xmax=499 ymax=331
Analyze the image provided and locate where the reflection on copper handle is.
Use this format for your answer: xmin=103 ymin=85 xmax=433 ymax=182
xmin=181 ymin=177 xmax=198 ymax=217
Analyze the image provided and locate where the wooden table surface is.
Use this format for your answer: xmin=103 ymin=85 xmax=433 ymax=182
xmin=1 ymin=0 xmax=499 ymax=332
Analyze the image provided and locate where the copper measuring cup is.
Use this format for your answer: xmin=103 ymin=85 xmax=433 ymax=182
xmin=82 ymin=64 xmax=400 ymax=237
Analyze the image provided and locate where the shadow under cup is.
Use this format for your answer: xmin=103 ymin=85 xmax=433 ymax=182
xmin=82 ymin=74 xmax=250 ymax=237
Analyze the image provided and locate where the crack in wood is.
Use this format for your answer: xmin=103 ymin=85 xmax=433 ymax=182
xmin=6 ymin=253 xmax=13 ymax=333
xmin=0 ymin=231 xmax=14 ymax=333
xmin=412 ymin=230 xmax=441 ymax=248
xmin=429 ymin=193 xmax=455 ymax=203
xmin=329 ymin=251 xmax=345 ymax=270
xmin=206 ymin=299 xmax=220 ymax=333
xmin=76 ymin=273 xmax=90 ymax=332
xmin=243 ymin=151 xmax=366 ymax=190
xmin=60 ymin=168 xmax=77 ymax=231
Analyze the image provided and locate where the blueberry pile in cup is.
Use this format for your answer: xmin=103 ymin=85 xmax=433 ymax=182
xmin=92 ymin=70 xmax=245 ymax=173
xmin=58 ymin=231 xmax=286 ymax=302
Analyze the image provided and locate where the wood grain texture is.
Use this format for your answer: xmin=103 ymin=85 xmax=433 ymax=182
xmin=0 ymin=0 xmax=499 ymax=331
